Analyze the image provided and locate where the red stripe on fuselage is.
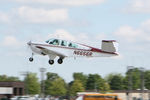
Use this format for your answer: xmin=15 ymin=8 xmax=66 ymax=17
xmin=31 ymin=43 xmax=118 ymax=55
xmin=90 ymin=48 xmax=118 ymax=55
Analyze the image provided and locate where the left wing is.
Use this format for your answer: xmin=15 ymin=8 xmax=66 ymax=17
xmin=36 ymin=46 xmax=67 ymax=58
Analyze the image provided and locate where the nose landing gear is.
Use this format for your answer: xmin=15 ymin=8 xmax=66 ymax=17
xmin=29 ymin=57 xmax=34 ymax=62
xmin=29 ymin=53 xmax=34 ymax=62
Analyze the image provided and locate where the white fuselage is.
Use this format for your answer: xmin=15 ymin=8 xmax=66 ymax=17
xmin=27 ymin=38 xmax=118 ymax=65
xmin=29 ymin=42 xmax=117 ymax=58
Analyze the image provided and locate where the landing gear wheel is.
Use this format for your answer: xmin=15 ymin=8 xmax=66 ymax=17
xmin=49 ymin=60 xmax=54 ymax=65
xmin=29 ymin=57 xmax=33 ymax=62
xmin=58 ymin=59 xmax=63 ymax=64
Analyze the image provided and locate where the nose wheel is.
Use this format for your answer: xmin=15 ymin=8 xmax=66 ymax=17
xmin=29 ymin=57 xmax=33 ymax=62
xmin=29 ymin=53 xmax=34 ymax=62
xmin=49 ymin=60 xmax=54 ymax=65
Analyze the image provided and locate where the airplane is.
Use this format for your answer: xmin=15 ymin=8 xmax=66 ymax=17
xmin=27 ymin=38 xmax=118 ymax=65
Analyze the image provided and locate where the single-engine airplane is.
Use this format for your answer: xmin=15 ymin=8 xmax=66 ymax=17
xmin=27 ymin=38 xmax=118 ymax=65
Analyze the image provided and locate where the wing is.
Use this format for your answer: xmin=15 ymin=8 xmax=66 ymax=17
xmin=36 ymin=46 xmax=67 ymax=59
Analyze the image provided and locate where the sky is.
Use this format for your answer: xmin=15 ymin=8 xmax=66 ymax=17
xmin=0 ymin=0 xmax=150 ymax=82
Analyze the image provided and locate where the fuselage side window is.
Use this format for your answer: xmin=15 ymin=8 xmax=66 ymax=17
xmin=68 ymin=42 xmax=78 ymax=48
xmin=61 ymin=40 xmax=67 ymax=46
xmin=68 ymin=43 xmax=73 ymax=47
xmin=72 ymin=43 xmax=78 ymax=48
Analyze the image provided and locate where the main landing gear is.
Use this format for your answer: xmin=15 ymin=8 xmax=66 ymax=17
xmin=48 ymin=58 xmax=63 ymax=65
xmin=29 ymin=53 xmax=64 ymax=65
xmin=57 ymin=58 xmax=63 ymax=64
xmin=48 ymin=60 xmax=54 ymax=65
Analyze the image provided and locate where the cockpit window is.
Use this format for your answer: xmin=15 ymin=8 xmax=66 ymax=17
xmin=51 ymin=39 xmax=59 ymax=45
xmin=46 ymin=39 xmax=60 ymax=45
xmin=46 ymin=39 xmax=78 ymax=48
xmin=45 ymin=40 xmax=49 ymax=43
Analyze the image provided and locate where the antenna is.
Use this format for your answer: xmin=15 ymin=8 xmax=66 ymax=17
xmin=39 ymin=68 xmax=46 ymax=98
xmin=127 ymin=66 xmax=134 ymax=100
xmin=20 ymin=71 xmax=29 ymax=95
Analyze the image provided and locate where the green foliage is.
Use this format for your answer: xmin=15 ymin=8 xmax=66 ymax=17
xmin=100 ymin=83 xmax=110 ymax=93
xmin=109 ymin=74 xmax=124 ymax=90
xmin=45 ymin=72 xmax=67 ymax=96
xmin=69 ymin=79 xmax=85 ymax=96
xmin=45 ymin=80 xmax=52 ymax=95
xmin=144 ymin=70 xmax=150 ymax=89
xmin=47 ymin=78 xmax=67 ymax=96
xmin=46 ymin=72 xmax=60 ymax=81
xmin=2 ymin=66 xmax=150 ymax=96
xmin=126 ymin=68 xmax=141 ymax=89
xmin=106 ymin=68 xmax=143 ymax=90
xmin=105 ymin=73 xmax=115 ymax=84
xmin=45 ymin=72 xmax=60 ymax=95
xmin=73 ymin=72 xmax=87 ymax=88
xmin=86 ymin=74 xmax=98 ymax=90
xmin=86 ymin=74 xmax=106 ymax=91
xmin=122 ymin=77 xmax=128 ymax=89
xmin=0 ymin=75 xmax=20 ymax=81
xmin=24 ymin=73 xmax=40 ymax=95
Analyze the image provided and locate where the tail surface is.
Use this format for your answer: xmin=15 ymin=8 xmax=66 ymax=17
xmin=101 ymin=40 xmax=118 ymax=53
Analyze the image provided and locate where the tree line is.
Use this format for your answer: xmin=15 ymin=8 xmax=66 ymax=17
xmin=0 ymin=67 xmax=150 ymax=96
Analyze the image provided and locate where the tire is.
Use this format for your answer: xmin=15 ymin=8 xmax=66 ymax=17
xmin=58 ymin=59 xmax=63 ymax=64
xmin=49 ymin=60 xmax=54 ymax=65
xmin=29 ymin=57 xmax=33 ymax=62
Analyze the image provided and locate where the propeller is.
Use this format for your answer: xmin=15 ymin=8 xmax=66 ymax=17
xmin=27 ymin=40 xmax=32 ymax=46
xmin=26 ymin=40 xmax=32 ymax=55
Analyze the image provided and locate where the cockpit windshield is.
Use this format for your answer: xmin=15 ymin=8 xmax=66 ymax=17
xmin=46 ymin=39 xmax=60 ymax=45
